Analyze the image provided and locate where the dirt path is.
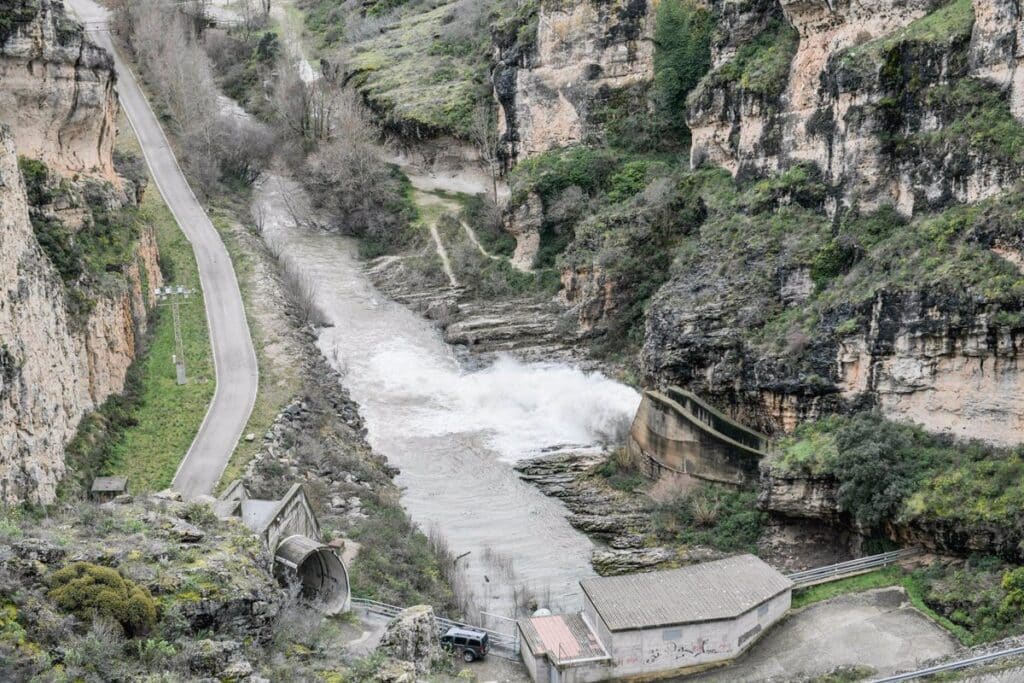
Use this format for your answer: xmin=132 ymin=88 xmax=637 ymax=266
xmin=460 ymin=220 xmax=502 ymax=261
xmin=430 ymin=222 xmax=459 ymax=287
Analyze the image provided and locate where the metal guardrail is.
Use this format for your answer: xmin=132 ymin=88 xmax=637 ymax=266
xmin=869 ymin=646 xmax=1024 ymax=682
xmin=787 ymin=548 xmax=921 ymax=587
xmin=351 ymin=597 xmax=521 ymax=659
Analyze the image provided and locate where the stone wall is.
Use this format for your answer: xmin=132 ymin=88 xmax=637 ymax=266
xmin=628 ymin=390 xmax=767 ymax=488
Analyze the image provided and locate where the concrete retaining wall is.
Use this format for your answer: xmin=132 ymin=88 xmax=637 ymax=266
xmin=628 ymin=389 xmax=769 ymax=488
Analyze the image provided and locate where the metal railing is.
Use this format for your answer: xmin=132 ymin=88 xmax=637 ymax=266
xmin=869 ymin=645 xmax=1024 ymax=682
xmin=787 ymin=548 xmax=921 ymax=587
xmin=351 ymin=597 xmax=521 ymax=659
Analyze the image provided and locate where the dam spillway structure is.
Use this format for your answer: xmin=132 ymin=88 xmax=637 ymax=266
xmin=217 ymin=480 xmax=351 ymax=614
xmin=628 ymin=387 xmax=772 ymax=489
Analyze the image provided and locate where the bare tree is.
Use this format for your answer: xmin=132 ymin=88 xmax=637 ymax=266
xmin=272 ymin=66 xmax=337 ymax=146
xmin=470 ymin=103 xmax=500 ymax=202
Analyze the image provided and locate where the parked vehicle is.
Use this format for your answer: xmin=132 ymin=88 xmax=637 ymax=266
xmin=441 ymin=626 xmax=489 ymax=662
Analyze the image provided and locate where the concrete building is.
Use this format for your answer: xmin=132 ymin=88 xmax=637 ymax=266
xmin=518 ymin=555 xmax=792 ymax=682
xmin=90 ymin=476 xmax=128 ymax=502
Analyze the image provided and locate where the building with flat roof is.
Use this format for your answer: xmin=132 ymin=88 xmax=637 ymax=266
xmin=90 ymin=476 xmax=128 ymax=502
xmin=518 ymin=555 xmax=792 ymax=682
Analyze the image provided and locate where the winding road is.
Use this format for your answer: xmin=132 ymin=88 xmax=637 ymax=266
xmin=70 ymin=0 xmax=259 ymax=499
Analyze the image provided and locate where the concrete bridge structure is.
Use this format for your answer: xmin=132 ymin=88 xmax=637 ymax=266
xmin=628 ymin=387 xmax=771 ymax=488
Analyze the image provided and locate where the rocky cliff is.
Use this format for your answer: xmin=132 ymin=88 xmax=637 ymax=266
xmin=494 ymin=0 xmax=655 ymax=165
xmin=686 ymin=0 xmax=1023 ymax=214
xmin=0 ymin=0 xmax=118 ymax=181
xmin=0 ymin=126 xmax=161 ymax=505
xmin=615 ymin=0 xmax=1024 ymax=446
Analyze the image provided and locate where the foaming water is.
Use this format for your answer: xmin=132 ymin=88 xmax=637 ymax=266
xmin=255 ymin=174 xmax=641 ymax=618
xmin=364 ymin=348 xmax=639 ymax=461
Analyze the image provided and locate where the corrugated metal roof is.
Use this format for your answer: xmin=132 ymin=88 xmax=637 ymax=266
xmin=519 ymin=614 xmax=609 ymax=663
xmin=580 ymin=554 xmax=792 ymax=631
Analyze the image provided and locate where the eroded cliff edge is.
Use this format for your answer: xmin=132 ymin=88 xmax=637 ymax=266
xmin=0 ymin=1 xmax=161 ymax=504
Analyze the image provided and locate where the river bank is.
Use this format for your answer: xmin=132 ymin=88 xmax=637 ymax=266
xmin=252 ymin=171 xmax=641 ymax=620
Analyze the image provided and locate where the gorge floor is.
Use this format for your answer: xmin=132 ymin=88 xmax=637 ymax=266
xmin=252 ymin=172 xmax=640 ymax=620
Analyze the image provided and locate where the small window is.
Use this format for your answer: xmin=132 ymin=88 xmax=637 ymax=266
xmin=662 ymin=628 xmax=682 ymax=641
xmin=468 ymin=638 xmax=481 ymax=646
xmin=454 ymin=637 xmax=468 ymax=645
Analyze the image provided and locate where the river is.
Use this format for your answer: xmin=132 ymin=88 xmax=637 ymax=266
xmin=254 ymin=174 xmax=640 ymax=623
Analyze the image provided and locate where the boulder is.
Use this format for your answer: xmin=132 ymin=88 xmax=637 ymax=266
xmin=377 ymin=605 xmax=442 ymax=675
xmin=373 ymin=659 xmax=417 ymax=683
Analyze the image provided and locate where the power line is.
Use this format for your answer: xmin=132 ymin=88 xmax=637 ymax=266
xmin=156 ymin=285 xmax=196 ymax=385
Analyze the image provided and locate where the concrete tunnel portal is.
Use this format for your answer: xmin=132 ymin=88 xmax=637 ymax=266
xmin=275 ymin=534 xmax=351 ymax=614
xmin=217 ymin=480 xmax=352 ymax=615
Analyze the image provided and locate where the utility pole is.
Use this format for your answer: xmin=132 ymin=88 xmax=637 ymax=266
xmin=157 ymin=285 xmax=195 ymax=385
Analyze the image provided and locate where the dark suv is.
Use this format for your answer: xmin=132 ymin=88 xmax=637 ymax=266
xmin=440 ymin=626 xmax=489 ymax=662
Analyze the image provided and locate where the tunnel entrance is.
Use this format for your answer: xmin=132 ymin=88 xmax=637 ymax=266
xmin=275 ymin=535 xmax=351 ymax=614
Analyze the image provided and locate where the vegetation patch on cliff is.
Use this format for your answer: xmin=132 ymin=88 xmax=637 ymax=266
xmin=773 ymin=413 xmax=1024 ymax=562
xmin=19 ymin=156 xmax=147 ymax=327
xmin=839 ymin=0 xmax=974 ymax=75
xmin=653 ymin=484 xmax=765 ymax=554
xmin=691 ymin=17 xmax=798 ymax=103
xmin=341 ymin=0 xmax=498 ymax=138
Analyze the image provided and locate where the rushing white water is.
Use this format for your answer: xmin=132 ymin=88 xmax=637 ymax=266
xmin=255 ymin=174 xmax=641 ymax=619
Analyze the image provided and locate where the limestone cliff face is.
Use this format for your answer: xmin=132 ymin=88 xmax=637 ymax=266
xmin=688 ymin=0 xmax=1024 ymax=214
xmin=970 ymin=0 xmax=1024 ymax=118
xmin=0 ymin=127 xmax=161 ymax=504
xmin=644 ymin=269 xmax=1024 ymax=446
xmin=0 ymin=0 xmax=118 ymax=181
xmin=836 ymin=291 xmax=1024 ymax=448
xmin=494 ymin=0 xmax=654 ymax=164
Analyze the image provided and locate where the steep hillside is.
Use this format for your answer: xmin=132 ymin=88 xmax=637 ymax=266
xmin=0 ymin=1 xmax=162 ymax=504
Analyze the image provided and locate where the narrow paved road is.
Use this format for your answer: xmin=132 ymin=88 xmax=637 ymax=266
xmin=70 ymin=0 xmax=259 ymax=499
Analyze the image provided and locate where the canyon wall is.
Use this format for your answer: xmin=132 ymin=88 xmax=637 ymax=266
xmin=0 ymin=0 xmax=118 ymax=182
xmin=686 ymin=0 xmax=1024 ymax=215
xmin=636 ymin=0 xmax=1024 ymax=445
xmin=494 ymin=0 xmax=655 ymax=165
xmin=0 ymin=127 xmax=161 ymax=504
xmin=0 ymin=2 xmax=162 ymax=504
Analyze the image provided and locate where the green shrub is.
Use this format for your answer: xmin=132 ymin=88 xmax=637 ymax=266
xmin=700 ymin=19 xmax=798 ymax=100
xmin=48 ymin=562 xmax=157 ymax=637
xmin=510 ymin=147 xmax=621 ymax=205
xmin=652 ymin=0 xmax=712 ymax=141
xmin=32 ymin=216 xmax=83 ymax=284
xmin=653 ymin=484 xmax=765 ymax=553
xmin=747 ymin=164 xmax=827 ymax=213
xmin=826 ymin=414 xmax=951 ymax=528
xmin=17 ymin=156 xmax=53 ymax=205
xmin=606 ymin=161 xmax=652 ymax=203
xmin=181 ymin=502 xmax=218 ymax=528
xmin=810 ymin=239 xmax=857 ymax=290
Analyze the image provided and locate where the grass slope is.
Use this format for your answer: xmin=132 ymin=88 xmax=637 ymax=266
xmin=100 ymin=120 xmax=215 ymax=492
